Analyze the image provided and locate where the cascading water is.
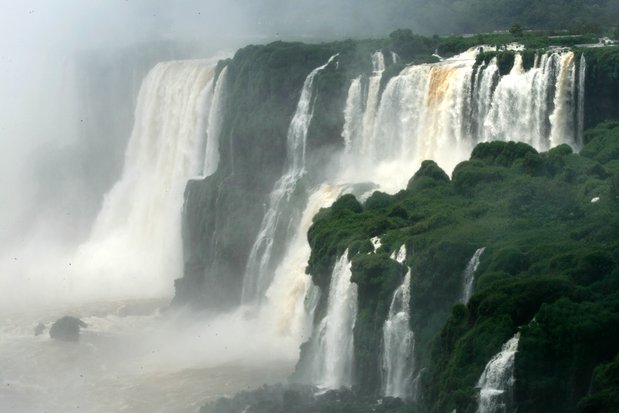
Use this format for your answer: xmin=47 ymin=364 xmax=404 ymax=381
xmin=370 ymin=49 xmax=477 ymax=174
xmin=382 ymin=245 xmax=415 ymax=400
xmin=577 ymin=54 xmax=587 ymax=146
xmin=202 ymin=67 xmax=229 ymax=177
xmin=549 ymin=52 xmax=577 ymax=147
xmin=309 ymin=251 xmax=358 ymax=389
xmin=73 ymin=60 xmax=216 ymax=300
xmin=343 ymin=51 xmax=387 ymax=155
xmin=337 ymin=49 xmax=586 ymax=195
xmin=461 ymin=247 xmax=486 ymax=304
xmin=483 ymin=51 xmax=584 ymax=151
xmin=241 ymin=55 xmax=339 ymax=304
xmin=289 ymin=47 xmax=587 ymax=396
xmin=359 ymin=52 xmax=387 ymax=155
xmin=263 ymin=184 xmax=343 ymax=339
xmin=477 ymin=333 xmax=520 ymax=413
xmin=342 ymin=77 xmax=364 ymax=151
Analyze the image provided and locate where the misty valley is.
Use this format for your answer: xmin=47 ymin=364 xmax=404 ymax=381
xmin=2 ymin=4 xmax=619 ymax=413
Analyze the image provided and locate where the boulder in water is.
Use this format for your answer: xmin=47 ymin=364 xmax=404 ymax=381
xmin=34 ymin=322 xmax=46 ymax=336
xmin=49 ymin=316 xmax=87 ymax=342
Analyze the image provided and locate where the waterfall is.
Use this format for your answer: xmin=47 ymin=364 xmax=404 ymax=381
xmin=484 ymin=52 xmax=560 ymax=150
xmin=472 ymin=60 xmax=499 ymax=140
xmin=264 ymin=184 xmax=343 ymax=339
xmin=469 ymin=50 xmax=584 ymax=155
xmin=73 ymin=60 xmax=215 ymax=299
xmin=242 ymin=54 xmax=339 ymax=304
xmin=477 ymin=333 xmax=520 ymax=413
xmin=382 ymin=245 xmax=415 ymax=400
xmin=461 ymin=247 xmax=486 ymax=304
xmin=311 ymin=251 xmax=358 ymax=389
xmin=202 ymin=66 xmax=229 ymax=177
xmin=342 ymin=77 xmax=363 ymax=151
xmin=293 ymin=48 xmax=584 ymax=391
xmin=549 ymin=52 xmax=577 ymax=148
xmin=359 ymin=52 xmax=387 ymax=155
xmin=577 ymin=54 xmax=587 ymax=147
xmin=343 ymin=51 xmax=387 ymax=155
xmin=359 ymin=48 xmax=479 ymax=188
xmin=390 ymin=244 xmax=407 ymax=264
xmin=338 ymin=48 xmax=586 ymax=195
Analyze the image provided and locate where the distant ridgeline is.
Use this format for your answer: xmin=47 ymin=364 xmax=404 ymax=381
xmin=175 ymin=31 xmax=619 ymax=413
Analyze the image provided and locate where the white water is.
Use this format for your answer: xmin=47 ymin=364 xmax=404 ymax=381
xmin=242 ymin=54 xmax=339 ymax=304
xmin=461 ymin=247 xmax=486 ymax=304
xmin=359 ymin=52 xmax=387 ymax=155
xmin=338 ymin=49 xmax=585 ymax=196
xmin=382 ymin=245 xmax=415 ymax=400
xmin=262 ymin=184 xmax=343 ymax=340
xmin=59 ymin=61 xmax=216 ymax=305
xmin=577 ymin=54 xmax=587 ymax=147
xmin=371 ymin=236 xmax=383 ymax=252
xmin=202 ymin=67 xmax=229 ymax=177
xmin=310 ymin=251 xmax=358 ymax=389
xmin=477 ymin=333 xmax=520 ymax=413
xmin=391 ymin=244 xmax=407 ymax=265
xmin=549 ymin=52 xmax=577 ymax=147
xmin=342 ymin=77 xmax=364 ymax=150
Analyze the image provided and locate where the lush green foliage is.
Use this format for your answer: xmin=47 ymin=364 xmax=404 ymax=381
xmin=306 ymin=126 xmax=619 ymax=412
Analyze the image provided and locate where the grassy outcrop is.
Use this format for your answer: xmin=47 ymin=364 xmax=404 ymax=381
xmin=305 ymin=126 xmax=619 ymax=411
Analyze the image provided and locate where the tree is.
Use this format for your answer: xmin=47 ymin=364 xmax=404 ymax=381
xmin=510 ymin=22 xmax=524 ymax=37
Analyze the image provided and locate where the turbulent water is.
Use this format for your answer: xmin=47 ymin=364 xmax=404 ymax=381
xmin=382 ymin=245 xmax=415 ymax=400
xmin=0 ymin=301 xmax=294 ymax=413
xmin=477 ymin=334 xmax=520 ymax=413
xmin=461 ymin=247 xmax=486 ymax=304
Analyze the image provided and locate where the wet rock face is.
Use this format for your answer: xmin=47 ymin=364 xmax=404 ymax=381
xmin=49 ymin=316 xmax=87 ymax=342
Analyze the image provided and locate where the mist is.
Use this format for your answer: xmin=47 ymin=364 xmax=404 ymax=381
xmin=0 ymin=0 xmax=430 ymax=310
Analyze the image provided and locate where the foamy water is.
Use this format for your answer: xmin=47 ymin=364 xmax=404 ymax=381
xmin=0 ymin=300 xmax=294 ymax=413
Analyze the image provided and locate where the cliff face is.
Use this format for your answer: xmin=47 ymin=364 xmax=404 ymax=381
xmin=175 ymin=42 xmax=350 ymax=309
xmin=175 ymin=33 xmax=619 ymax=311
xmin=174 ymin=32 xmax=619 ymax=413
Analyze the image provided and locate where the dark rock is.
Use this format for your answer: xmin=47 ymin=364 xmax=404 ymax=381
xmin=49 ymin=316 xmax=87 ymax=342
xmin=34 ymin=323 xmax=46 ymax=336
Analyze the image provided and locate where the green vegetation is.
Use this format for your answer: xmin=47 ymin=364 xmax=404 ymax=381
xmin=306 ymin=126 xmax=619 ymax=412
